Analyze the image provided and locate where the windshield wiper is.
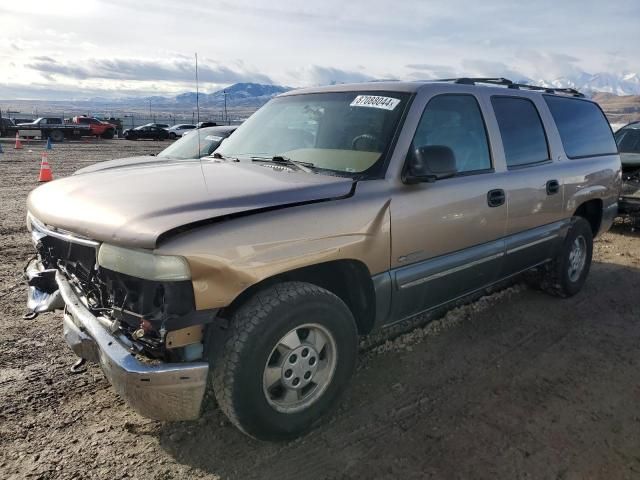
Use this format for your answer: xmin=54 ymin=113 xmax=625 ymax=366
xmin=212 ymin=152 xmax=240 ymax=162
xmin=251 ymin=155 xmax=315 ymax=173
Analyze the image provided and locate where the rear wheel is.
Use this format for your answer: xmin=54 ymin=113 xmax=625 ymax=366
xmin=49 ymin=129 xmax=64 ymax=142
xmin=528 ymin=217 xmax=593 ymax=297
xmin=101 ymin=129 xmax=114 ymax=139
xmin=169 ymin=132 xmax=177 ymax=139
xmin=211 ymin=281 xmax=358 ymax=441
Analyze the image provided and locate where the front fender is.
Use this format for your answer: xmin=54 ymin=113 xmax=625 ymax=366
xmin=156 ymin=192 xmax=392 ymax=310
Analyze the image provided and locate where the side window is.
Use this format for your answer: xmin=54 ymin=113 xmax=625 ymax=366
xmin=544 ymin=95 xmax=617 ymax=159
xmin=491 ymin=97 xmax=549 ymax=167
xmin=412 ymin=94 xmax=491 ymax=173
xmin=617 ymin=129 xmax=640 ymax=153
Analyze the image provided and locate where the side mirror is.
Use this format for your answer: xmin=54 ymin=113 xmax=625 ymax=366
xmin=404 ymin=145 xmax=457 ymax=184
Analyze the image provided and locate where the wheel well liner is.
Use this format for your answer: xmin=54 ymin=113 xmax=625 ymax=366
xmin=573 ymin=199 xmax=603 ymax=236
xmin=220 ymin=259 xmax=377 ymax=335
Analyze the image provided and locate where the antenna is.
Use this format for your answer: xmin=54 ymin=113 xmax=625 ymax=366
xmin=195 ymin=52 xmax=201 ymax=158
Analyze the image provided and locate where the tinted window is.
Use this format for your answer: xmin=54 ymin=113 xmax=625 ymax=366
xmin=616 ymin=128 xmax=640 ymax=153
xmin=412 ymin=94 xmax=491 ymax=173
xmin=491 ymin=97 xmax=549 ymax=167
xmin=544 ymin=96 xmax=617 ymax=158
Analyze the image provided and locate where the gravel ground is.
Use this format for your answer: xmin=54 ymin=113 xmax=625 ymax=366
xmin=1 ymin=139 xmax=640 ymax=480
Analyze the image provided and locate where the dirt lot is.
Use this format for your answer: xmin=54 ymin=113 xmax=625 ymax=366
xmin=1 ymin=139 xmax=640 ymax=480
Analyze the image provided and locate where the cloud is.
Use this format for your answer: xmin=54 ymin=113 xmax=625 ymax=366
xmin=25 ymin=57 xmax=273 ymax=85
xmin=514 ymin=50 xmax=584 ymax=80
xmin=405 ymin=64 xmax=458 ymax=80
xmin=460 ymin=60 xmax=530 ymax=82
xmin=288 ymin=65 xmax=375 ymax=86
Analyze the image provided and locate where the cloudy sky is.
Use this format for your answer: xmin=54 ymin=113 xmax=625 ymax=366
xmin=1 ymin=0 xmax=638 ymax=99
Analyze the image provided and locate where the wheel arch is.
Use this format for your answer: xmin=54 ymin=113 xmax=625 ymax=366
xmin=219 ymin=259 xmax=377 ymax=335
xmin=573 ymin=198 xmax=603 ymax=237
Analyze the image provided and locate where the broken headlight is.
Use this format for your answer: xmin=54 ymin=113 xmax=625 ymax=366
xmin=97 ymin=244 xmax=191 ymax=281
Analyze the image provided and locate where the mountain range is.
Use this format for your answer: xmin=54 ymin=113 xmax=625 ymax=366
xmin=536 ymin=72 xmax=640 ymax=96
xmin=90 ymin=83 xmax=290 ymax=108
xmin=124 ymin=72 xmax=640 ymax=109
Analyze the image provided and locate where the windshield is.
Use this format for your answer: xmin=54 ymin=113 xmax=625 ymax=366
xmin=216 ymin=91 xmax=410 ymax=175
xmin=158 ymin=128 xmax=227 ymax=159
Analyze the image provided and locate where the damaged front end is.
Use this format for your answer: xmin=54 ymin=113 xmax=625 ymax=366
xmin=25 ymin=214 xmax=213 ymax=421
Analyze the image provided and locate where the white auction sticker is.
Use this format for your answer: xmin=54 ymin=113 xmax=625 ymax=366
xmin=350 ymin=95 xmax=400 ymax=110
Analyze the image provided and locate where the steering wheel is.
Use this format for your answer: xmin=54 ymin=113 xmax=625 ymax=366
xmin=351 ymin=133 xmax=379 ymax=151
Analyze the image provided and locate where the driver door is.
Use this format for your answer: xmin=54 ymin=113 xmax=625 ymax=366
xmin=389 ymin=93 xmax=507 ymax=321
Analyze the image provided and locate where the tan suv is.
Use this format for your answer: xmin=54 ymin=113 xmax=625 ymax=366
xmin=25 ymin=78 xmax=620 ymax=440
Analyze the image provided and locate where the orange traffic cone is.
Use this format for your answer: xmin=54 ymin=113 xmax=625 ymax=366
xmin=38 ymin=153 xmax=53 ymax=182
xmin=14 ymin=133 xmax=23 ymax=150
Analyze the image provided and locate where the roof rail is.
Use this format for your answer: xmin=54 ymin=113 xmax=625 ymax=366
xmin=433 ymin=77 xmax=585 ymax=98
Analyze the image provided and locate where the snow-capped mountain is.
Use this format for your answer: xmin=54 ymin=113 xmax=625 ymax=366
xmin=174 ymin=83 xmax=289 ymax=107
xmin=538 ymin=73 xmax=640 ymax=96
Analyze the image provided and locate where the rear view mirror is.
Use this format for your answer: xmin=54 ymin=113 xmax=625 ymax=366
xmin=404 ymin=145 xmax=457 ymax=184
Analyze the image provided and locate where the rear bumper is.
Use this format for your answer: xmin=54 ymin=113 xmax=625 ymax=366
xmin=39 ymin=266 xmax=209 ymax=421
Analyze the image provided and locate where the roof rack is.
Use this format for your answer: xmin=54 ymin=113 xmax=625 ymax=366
xmin=433 ymin=77 xmax=585 ymax=98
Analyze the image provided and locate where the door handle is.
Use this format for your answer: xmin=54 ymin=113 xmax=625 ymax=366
xmin=546 ymin=179 xmax=560 ymax=195
xmin=487 ymin=189 xmax=505 ymax=207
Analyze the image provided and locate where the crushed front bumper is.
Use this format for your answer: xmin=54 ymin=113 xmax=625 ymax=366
xmin=27 ymin=261 xmax=209 ymax=421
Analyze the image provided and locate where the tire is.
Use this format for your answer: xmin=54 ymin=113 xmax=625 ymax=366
xmin=169 ymin=132 xmax=177 ymax=139
xmin=211 ymin=281 xmax=358 ymax=441
xmin=49 ymin=129 xmax=64 ymax=142
xmin=529 ymin=217 xmax=593 ymax=297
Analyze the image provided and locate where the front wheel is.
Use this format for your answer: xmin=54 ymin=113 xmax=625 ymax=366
xmin=211 ymin=281 xmax=358 ymax=441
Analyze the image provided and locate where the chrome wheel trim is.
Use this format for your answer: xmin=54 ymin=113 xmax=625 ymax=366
xmin=262 ymin=323 xmax=337 ymax=414
xmin=568 ymin=235 xmax=587 ymax=282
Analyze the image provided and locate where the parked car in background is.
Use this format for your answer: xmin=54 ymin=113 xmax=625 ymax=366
xmin=70 ymin=116 xmax=117 ymax=139
xmin=166 ymin=124 xmax=196 ymax=139
xmin=75 ymin=126 xmax=237 ymax=174
xmin=16 ymin=117 xmax=113 ymax=142
xmin=615 ymin=122 xmax=640 ymax=216
xmin=195 ymin=121 xmax=218 ymax=129
xmin=123 ymin=124 xmax=170 ymax=141
xmin=0 ymin=117 xmax=17 ymax=137
xmin=24 ymin=79 xmax=619 ymax=441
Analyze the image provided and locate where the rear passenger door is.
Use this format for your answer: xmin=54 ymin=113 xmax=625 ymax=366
xmin=490 ymin=96 xmax=565 ymax=276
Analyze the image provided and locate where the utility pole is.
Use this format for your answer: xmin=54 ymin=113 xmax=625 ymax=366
xmin=195 ymin=53 xmax=200 ymax=126
xmin=224 ymin=90 xmax=228 ymax=125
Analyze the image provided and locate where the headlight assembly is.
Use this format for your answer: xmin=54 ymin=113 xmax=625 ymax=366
xmin=98 ymin=244 xmax=191 ymax=281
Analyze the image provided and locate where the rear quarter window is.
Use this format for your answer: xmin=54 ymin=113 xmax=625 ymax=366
xmin=544 ymin=96 xmax=617 ymax=159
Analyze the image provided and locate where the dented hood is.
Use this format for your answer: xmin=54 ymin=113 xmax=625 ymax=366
xmin=28 ymin=161 xmax=354 ymax=248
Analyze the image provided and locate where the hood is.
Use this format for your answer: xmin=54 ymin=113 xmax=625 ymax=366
xmin=28 ymin=161 xmax=354 ymax=249
xmin=73 ymin=156 xmax=192 ymax=175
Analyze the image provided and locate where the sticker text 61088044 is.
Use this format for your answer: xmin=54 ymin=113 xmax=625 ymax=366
xmin=350 ymin=95 xmax=401 ymax=111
